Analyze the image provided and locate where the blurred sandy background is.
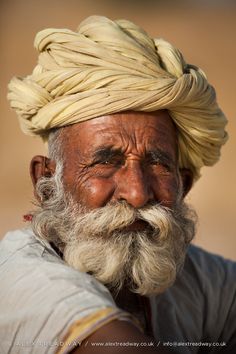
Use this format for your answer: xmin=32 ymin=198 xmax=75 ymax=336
xmin=0 ymin=0 xmax=235 ymax=260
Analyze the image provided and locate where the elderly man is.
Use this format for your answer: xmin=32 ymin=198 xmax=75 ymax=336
xmin=1 ymin=15 xmax=236 ymax=354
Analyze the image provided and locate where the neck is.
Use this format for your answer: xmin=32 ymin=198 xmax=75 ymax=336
xmin=111 ymin=286 xmax=153 ymax=336
xmin=112 ymin=286 xmax=140 ymax=311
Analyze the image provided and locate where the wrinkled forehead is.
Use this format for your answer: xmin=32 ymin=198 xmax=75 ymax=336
xmin=59 ymin=110 xmax=178 ymax=160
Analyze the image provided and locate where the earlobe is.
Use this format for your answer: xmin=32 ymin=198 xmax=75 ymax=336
xmin=30 ymin=155 xmax=56 ymax=188
xmin=180 ymin=168 xmax=194 ymax=198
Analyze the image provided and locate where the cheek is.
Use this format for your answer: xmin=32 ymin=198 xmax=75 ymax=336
xmin=153 ymin=175 xmax=180 ymax=206
xmin=76 ymin=178 xmax=115 ymax=209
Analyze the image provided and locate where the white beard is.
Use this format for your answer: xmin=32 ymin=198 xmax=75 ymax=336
xmin=32 ymin=162 xmax=196 ymax=296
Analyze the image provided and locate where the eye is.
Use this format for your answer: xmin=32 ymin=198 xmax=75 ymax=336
xmin=100 ymin=160 xmax=112 ymax=165
xmin=101 ymin=156 xmax=124 ymax=166
xmin=152 ymin=160 xmax=170 ymax=169
xmin=146 ymin=158 xmax=172 ymax=173
xmin=145 ymin=152 xmax=174 ymax=173
xmin=93 ymin=156 xmax=124 ymax=167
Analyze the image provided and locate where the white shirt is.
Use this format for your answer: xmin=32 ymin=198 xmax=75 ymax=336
xmin=1 ymin=228 xmax=236 ymax=353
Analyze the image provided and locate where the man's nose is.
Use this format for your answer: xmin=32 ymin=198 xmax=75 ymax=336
xmin=113 ymin=161 xmax=154 ymax=208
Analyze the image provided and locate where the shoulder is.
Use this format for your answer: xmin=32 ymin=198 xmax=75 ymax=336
xmin=0 ymin=228 xmax=115 ymax=303
xmin=0 ymin=229 xmax=120 ymax=353
xmin=163 ymin=244 xmax=236 ymax=307
xmin=184 ymin=244 xmax=236 ymax=300
xmin=151 ymin=245 xmax=236 ymax=351
xmin=186 ymin=244 xmax=236 ymax=282
xmin=185 ymin=246 xmax=236 ymax=348
xmin=187 ymin=243 xmax=236 ymax=272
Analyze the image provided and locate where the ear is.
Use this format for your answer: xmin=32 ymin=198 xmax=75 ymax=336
xmin=179 ymin=168 xmax=194 ymax=198
xmin=30 ymin=155 xmax=56 ymax=200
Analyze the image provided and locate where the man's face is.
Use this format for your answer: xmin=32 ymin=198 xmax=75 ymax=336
xmin=31 ymin=110 xmax=195 ymax=295
xmin=61 ymin=110 xmax=180 ymax=213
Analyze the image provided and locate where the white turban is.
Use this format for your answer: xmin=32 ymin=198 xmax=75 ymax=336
xmin=8 ymin=15 xmax=228 ymax=181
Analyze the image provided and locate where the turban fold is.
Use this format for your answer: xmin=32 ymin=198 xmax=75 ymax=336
xmin=8 ymin=15 xmax=228 ymax=181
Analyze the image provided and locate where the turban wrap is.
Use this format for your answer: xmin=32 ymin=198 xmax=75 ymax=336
xmin=8 ymin=15 xmax=228 ymax=181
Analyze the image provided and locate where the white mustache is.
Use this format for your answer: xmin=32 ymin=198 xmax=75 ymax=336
xmin=71 ymin=201 xmax=174 ymax=237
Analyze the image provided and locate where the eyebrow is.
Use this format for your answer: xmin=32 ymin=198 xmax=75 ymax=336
xmin=91 ymin=146 xmax=123 ymax=162
xmin=90 ymin=145 xmax=175 ymax=166
xmin=146 ymin=150 xmax=175 ymax=167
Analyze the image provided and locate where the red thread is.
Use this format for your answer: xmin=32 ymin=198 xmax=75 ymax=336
xmin=23 ymin=214 xmax=33 ymax=222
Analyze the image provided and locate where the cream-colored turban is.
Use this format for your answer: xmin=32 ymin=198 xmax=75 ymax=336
xmin=8 ymin=15 xmax=228 ymax=181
